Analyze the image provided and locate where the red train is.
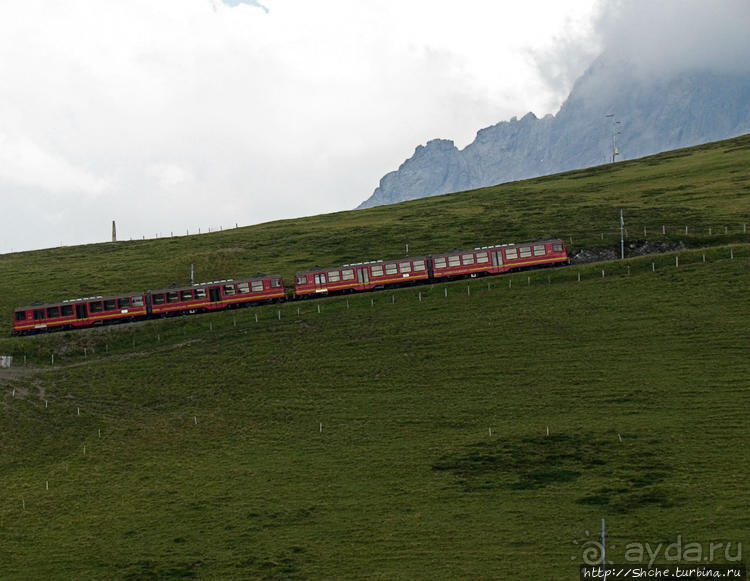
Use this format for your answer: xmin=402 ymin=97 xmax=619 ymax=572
xmin=12 ymin=239 xmax=567 ymax=335
xmin=13 ymin=275 xmax=284 ymax=335
xmin=293 ymin=239 xmax=568 ymax=297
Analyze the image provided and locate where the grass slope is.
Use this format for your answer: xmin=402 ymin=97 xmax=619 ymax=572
xmin=0 ymin=133 xmax=749 ymax=329
xmin=1 ymin=250 xmax=749 ymax=579
xmin=0 ymin=136 xmax=749 ymax=579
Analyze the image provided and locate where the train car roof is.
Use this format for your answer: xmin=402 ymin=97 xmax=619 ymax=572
xmin=295 ymin=256 xmax=429 ymax=275
xmin=148 ymin=274 xmax=283 ymax=294
xmin=15 ymin=291 xmax=146 ymax=312
xmin=428 ymin=239 xmax=565 ymax=256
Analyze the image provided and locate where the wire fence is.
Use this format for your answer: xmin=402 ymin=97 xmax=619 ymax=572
xmin=557 ymin=220 xmax=749 ymax=251
xmin=2 ymin=242 xmax=746 ymax=370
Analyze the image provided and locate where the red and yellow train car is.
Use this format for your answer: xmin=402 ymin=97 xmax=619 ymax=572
xmin=148 ymin=276 xmax=285 ymax=317
xmin=13 ymin=293 xmax=148 ymax=335
xmin=293 ymin=256 xmax=429 ymax=298
xmin=430 ymin=239 xmax=568 ymax=279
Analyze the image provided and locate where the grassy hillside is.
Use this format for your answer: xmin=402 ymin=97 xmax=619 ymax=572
xmin=0 ymin=133 xmax=749 ymax=329
xmin=1 ymin=136 xmax=750 ymax=579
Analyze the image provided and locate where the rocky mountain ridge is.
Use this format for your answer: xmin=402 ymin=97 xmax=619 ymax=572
xmin=358 ymin=54 xmax=750 ymax=209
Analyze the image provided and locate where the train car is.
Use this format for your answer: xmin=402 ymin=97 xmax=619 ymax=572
xmin=13 ymin=293 xmax=148 ymax=335
xmin=148 ymin=275 xmax=285 ymax=317
xmin=293 ymin=256 xmax=429 ymax=298
xmin=430 ymin=239 xmax=568 ymax=279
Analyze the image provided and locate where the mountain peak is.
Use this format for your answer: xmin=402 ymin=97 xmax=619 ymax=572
xmin=357 ymin=54 xmax=750 ymax=209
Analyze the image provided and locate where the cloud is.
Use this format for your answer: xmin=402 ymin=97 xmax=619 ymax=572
xmin=532 ymin=0 xmax=750 ymax=104
xmin=0 ymin=133 xmax=109 ymax=196
xmin=0 ymin=0 xmax=604 ymax=253
xmin=219 ymin=0 xmax=269 ymax=12
xmin=149 ymin=163 xmax=195 ymax=190
xmin=598 ymin=0 xmax=750 ymax=77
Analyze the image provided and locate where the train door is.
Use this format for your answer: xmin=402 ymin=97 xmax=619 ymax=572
xmin=492 ymin=250 xmax=503 ymax=271
xmin=75 ymin=303 xmax=87 ymax=319
xmin=357 ymin=268 xmax=369 ymax=288
xmin=314 ymin=273 xmax=327 ymax=292
xmin=209 ymin=286 xmax=222 ymax=302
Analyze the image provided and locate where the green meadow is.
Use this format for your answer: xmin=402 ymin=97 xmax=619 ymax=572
xmin=1 ymin=135 xmax=749 ymax=579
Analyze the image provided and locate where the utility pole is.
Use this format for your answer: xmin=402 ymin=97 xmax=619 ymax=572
xmin=605 ymin=114 xmax=621 ymax=162
xmin=112 ymin=220 xmax=117 ymax=242
xmin=620 ymin=209 xmax=624 ymax=259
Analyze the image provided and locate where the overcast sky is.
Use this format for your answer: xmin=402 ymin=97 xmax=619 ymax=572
xmin=1 ymin=0 xmax=747 ymax=254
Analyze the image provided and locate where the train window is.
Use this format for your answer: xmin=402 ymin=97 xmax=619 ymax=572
xmin=252 ymin=280 xmax=264 ymax=292
xmin=15 ymin=311 xmax=27 ymax=321
xmin=328 ymin=271 xmax=340 ymax=282
xmin=237 ymin=282 xmax=250 ymax=294
xmin=180 ymin=290 xmax=194 ymax=301
xmin=224 ymin=284 xmax=236 ymax=296
xmin=476 ymin=252 xmax=489 ymax=263
xmin=296 ymin=275 xmax=307 ymax=285
xmin=167 ymin=292 xmax=179 ymax=303
xmin=462 ymin=253 xmax=474 ymax=265
xmin=553 ymin=243 xmax=563 ymax=252
xmin=385 ymin=263 xmax=397 ymax=275
xmin=152 ymin=294 xmax=165 ymax=305
xmin=372 ymin=265 xmax=384 ymax=277
xmin=46 ymin=306 xmax=60 ymax=318
xmin=434 ymin=257 xmax=446 ymax=269
xmin=448 ymin=255 xmax=460 ymax=267
xmin=413 ymin=260 xmax=425 ymax=271
xmin=34 ymin=309 xmax=45 ymax=320
xmin=89 ymin=301 xmax=103 ymax=313
xmin=271 ymin=279 xmax=282 ymax=287
xmin=505 ymin=248 xmax=518 ymax=260
xmin=118 ymin=298 xmax=130 ymax=309
xmin=314 ymin=274 xmax=326 ymax=285
xmin=399 ymin=262 xmax=411 ymax=273
xmin=533 ymin=245 xmax=546 ymax=256
xmin=61 ymin=305 xmax=74 ymax=316
xmin=342 ymin=269 xmax=354 ymax=280
xmin=193 ymin=289 xmax=205 ymax=300
xmin=519 ymin=246 xmax=532 ymax=258
xmin=103 ymin=299 xmax=117 ymax=311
